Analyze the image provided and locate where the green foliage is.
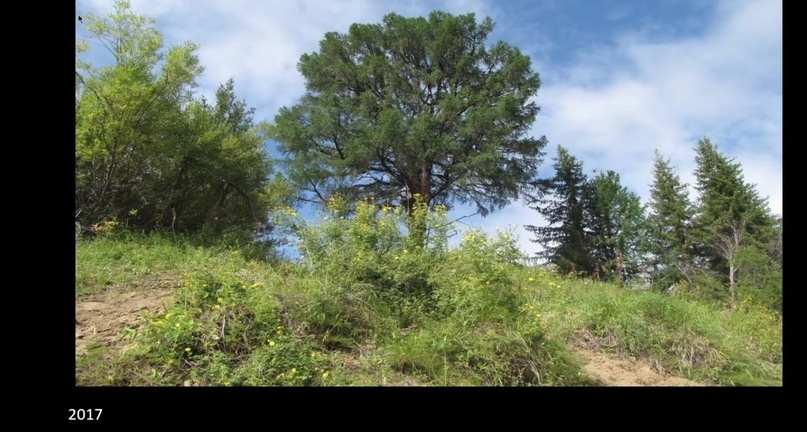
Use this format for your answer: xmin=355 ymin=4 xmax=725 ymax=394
xmin=387 ymin=319 xmax=591 ymax=386
xmin=289 ymin=197 xmax=453 ymax=296
xmin=76 ymin=230 xmax=781 ymax=386
xmin=692 ymin=138 xmax=776 ymax=281
xmin=273 ymin=198 xmax=454 ymax=346
xmin=583 ymin=169 xmax=646 ymax=281
xmin=528 ymin=272 xmax=781 ymax=386
xmin=580 ymin=288 xmax=710 ymax=363
xmin=430 ymin=228 xmax=524 ymax=321
xmin=525 ymin=145 xmax=593 ymax=275
xmin=75 ymin=1 xmax=289 ymax=242
xmin=385 ymin=265 xmax=594 ymax=385
xmin=670 ymin=271 xmax=731 ymax=304
xmin=644 ymin=150 xmax=695 ymax=288
xmin=271 ymin=11 xmax=547 ymax=218
xmin=108 ymin=267 xmax=332 ymax=386
xmin=735 ymin=245 xmax=782 ymax=311
xmin=76 ymin=231 xmax=205 ymax=296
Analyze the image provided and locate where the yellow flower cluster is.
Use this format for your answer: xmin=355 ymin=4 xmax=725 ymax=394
xmin=91 ymin=220 xmax=119 ymax=234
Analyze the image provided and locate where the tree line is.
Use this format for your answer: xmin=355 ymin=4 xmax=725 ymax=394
xmin=526 ymin=141 xmax=780 ymax=309
xmin=76 ymin=1 xmax=781 ymax=308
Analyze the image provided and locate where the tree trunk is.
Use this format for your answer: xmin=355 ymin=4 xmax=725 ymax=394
xmin=615 ymin=249 xmax=625 ymax=285
xmin=728 ymin=262 xmax=737 ymax=309
xmin=406 ymin=163 xmax=433 ymax=247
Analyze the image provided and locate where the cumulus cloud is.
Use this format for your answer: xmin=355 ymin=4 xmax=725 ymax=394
xmin=77 ymin=0 xmax=782 ymax=258
xmin=79 ymin=0 xmax=497 ymax=121
xmin=473 ymin=0 xmax=782 ymax=257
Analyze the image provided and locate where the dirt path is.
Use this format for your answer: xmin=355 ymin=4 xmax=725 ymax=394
xmin=75 ymin=279 xmax=704 ymax=386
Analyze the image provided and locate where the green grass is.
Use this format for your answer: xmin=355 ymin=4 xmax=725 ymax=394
xmin=75 ymin=214 xmax=782 ymax=386
xmin=518 ymin=271 xmax=782 ymax=386
xmin=76 ymin=232 xmax=257 ymax=297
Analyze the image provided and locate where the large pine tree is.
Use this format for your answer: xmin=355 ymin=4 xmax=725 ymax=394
xmin=525 ymin=146 xmax=593 ymax=275
xmin=645 ymin=150 xmax=695 ymax=289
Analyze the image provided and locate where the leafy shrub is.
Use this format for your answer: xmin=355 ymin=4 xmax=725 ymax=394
xmin=273 ymin=198 xmax=454 ymax=343
xmin=116 ymin=268 xmax=336 ymax=386
xmin=735 ymin=246 xmax=782 ymax=311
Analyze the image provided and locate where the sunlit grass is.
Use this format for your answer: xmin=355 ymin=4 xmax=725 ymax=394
xmin=75 ymin=211 xmax=782 ymax=386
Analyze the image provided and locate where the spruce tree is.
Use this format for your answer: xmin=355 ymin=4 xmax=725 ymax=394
xmin=692 ymin=138 xmax=775 ymax=276
xmin=645 ymin=150 xmax=695 ymax=289
xmin=525 ymin=146 xmax=593 ymax=276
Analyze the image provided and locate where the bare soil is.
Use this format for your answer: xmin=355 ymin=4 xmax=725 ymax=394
xmin=75 ymin=277 xmax=705 ymax=386
xmin=75 ymin=274 xmax=179 ymax=356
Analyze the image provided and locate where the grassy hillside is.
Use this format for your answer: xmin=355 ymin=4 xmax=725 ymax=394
xmin=75 ymin=207 xmax=782 ymax=386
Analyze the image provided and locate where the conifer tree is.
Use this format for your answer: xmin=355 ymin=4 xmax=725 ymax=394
xmin=583 ymin=170 xmax=646 ymax=282
xmin=645 ymin=150 xmax=695 ymax=289
xmin=270 ymin=11 xmax=548 ymax=241
xmin=692 ymin=138 xmax=775 ymax=277
xmin=525 ymin=146 xmax=592 ymax=276
xmin=691 ymin=138 xmax=777 ymax=305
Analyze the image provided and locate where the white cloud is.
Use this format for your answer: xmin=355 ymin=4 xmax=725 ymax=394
xmin=79 ymin=0 xmax=497 ymax=121
xmin=77 ymin=0 xmax=782 ymax=258
xmin=456 ymin=0 xmax=782 ymax=258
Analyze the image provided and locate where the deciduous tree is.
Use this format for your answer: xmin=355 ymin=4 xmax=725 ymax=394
xmin=76 ymin=1 xmax=287 ymax=242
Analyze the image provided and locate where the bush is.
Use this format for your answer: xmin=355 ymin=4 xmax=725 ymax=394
xmin=108 ymin=266 xmax=336 ymax=386
xmin=736 ymin=246 xmax=782 ymax=311
xmin=274 ymin=198 xmax=454 ymax=341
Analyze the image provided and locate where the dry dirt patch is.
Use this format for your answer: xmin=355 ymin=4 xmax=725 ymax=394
xmin=75 ymin=274 xmax=179 ymax=356
xmin=574 ymin=348 xmax=705 ymax=386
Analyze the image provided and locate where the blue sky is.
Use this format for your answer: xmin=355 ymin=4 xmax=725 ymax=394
xmin=76 ymin=0 xmax=782 ymax=257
